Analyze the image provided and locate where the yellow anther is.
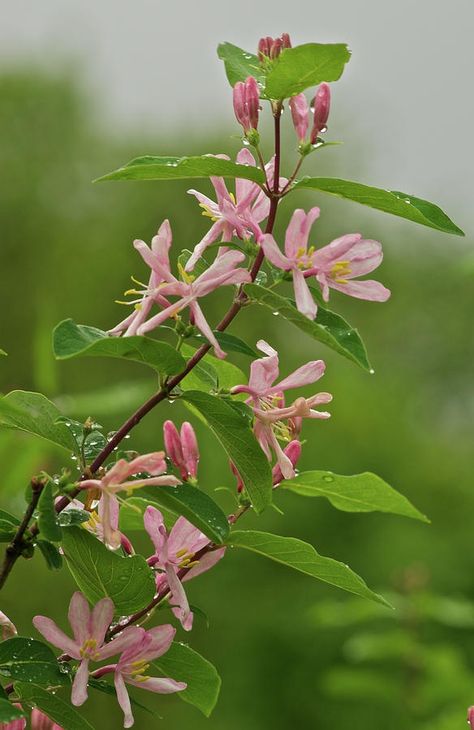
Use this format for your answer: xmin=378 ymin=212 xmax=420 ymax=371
xmin=330 ymin=260 xmax=352 ymax=284
xmin=199 ymin=203 xmax=219 ymax=222
xmin=228 ymin=192 xmax=236 ymax=205
xmin=175 ymin=548 xmax=188 ymax=558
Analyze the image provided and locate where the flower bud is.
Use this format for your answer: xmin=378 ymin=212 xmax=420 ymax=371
xmin=272 ymin=440 xmax=302 ymax=486
xmin=233 ymin=77 xmax=260 ymax=136
xmin=230 ymin=461 xmax=244 ymax=493
xmin=0 ymin=611 xmax=17 ymax=641
xmin=468 ymin=707 xmax=474 ymax=729
xmin=0 ymin=706 xmax=26 ymax=730
xmin=31 ymin=708 xmax=64 ymax=730
xmin=163 ymin=420 xmax=184 ymax=469
xmin=289 ymin=93 xmax=309 ymax=143
xmin=258 ymin=33 xmax=292 ymax=62
xmin=310 ymin=83 xmax=331 ymax=144
xmin=180 ymin=422 xmax=199 ymax=479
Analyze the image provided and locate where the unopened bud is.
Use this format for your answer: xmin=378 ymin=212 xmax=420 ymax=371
xmin=163 ymin=420 xmax=184 ymax=469
xmin=0 ymin=611 xmax=17 ymax=641
xmin=31 ymin=708 xmax=64 ymax=730
xmin=272 ymin=440 xmax=302 ymax=486
xmin=289 ymin=93 xmax=309 ymax=143
xmin=258 ymin=33 xmax=292 ymax=62
xmin=0 ymin=705 xmax=26 ymax=730
xmin=468 ymin=707 xmax=474 ymax=729
xmin=181 ymin=422 xmax=199 ymax=479
xmin=310 ymin=83 xmax=331 ymax=144
xmin=230 ymin=461 xmax=245 ymax=493
xmin=233 ymin=76 xmax=260 ymax=136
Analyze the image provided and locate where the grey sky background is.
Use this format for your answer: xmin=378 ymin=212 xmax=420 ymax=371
xmin=1 ymin=0 xmax=472 ymax=230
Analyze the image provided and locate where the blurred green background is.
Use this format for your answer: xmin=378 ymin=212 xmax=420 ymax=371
xmin=0 ymin=56 xmax=472 ymax=730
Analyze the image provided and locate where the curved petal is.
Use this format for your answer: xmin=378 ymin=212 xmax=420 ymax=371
xmin=68 ymin=592 xmax=91 ymax=646
xmin=33 ymin=616 xmax=80 ymax=659
xmin=136 ymin=297 xmax=192 ymax=335
xmin=260 ymin=234 xmax=292 ymax=270
xmin=184 ymin=220 xmax=226 ymax=272
xmin=133 ymin=239 xmax=175 ymax=284
xmin=284 ymin=208 xmax=320 ymax=258
xmin=329 ymin=279 xmax=391 ymax=301
xmin=184 ymin=546 xmax=226 ymax=582
xmin=98 ymin=627 xmax=145 ymax=661
xmin=190 ymin=302 xmax=226 ymax=359
xmin=166 ymin=565 xmax=193 ymax=632
xmin=129 ymin=676 xmax=187 ymax=694
xmin=311 ymin=233 xmax=362 ymax=269
xmin=71 ymin=659 xmax=89 ymax=707
xmin=137 ymin=625 xmax=176 ymax=662
xmin=151 ymin=219 xmax=172 ymax=269
xmin=292 ymin=269 xmax=317 ymax=320
xmin=143 ymin=505 xmax=167 ymax=555
xmin=248 ymin=343 xmax=279 ymax=394
xmin=270 ymin=359 xmax=326 ymax=393
xmin=114 ymin=671 xmax=134 ymax=729
xmin=168 ymin=516 xmax=208 ymax=557
xmin=91 ymin=598 xmax=114 ymax=646
xmin=235 ymin=148 xmax=258 ymax=205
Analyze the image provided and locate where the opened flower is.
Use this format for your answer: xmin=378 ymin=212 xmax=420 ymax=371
xmin=144 ymin=506 xmax=225 ymax=631
xmin=231 ymin=341 xmax=331 ymax=479
xmin=0 ymin=611 xmax=17 ymax=641
xmin=81 ymin=453 xmax=179 ymax=550
xmin=33 ymin=593 xmax=142 ymax=707
xmin=163 ymin=420 xmax=199 ymax=480
xmin=261 ymin=207 xmax=390 ymax=319
xmin=185 ymin=148 xmax=275 ymax=271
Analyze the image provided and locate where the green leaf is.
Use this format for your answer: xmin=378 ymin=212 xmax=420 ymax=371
xmin=280 ymin=470 xmax=429 ymax=522
xmin=137 ymin=483 xmax=230 ymax=544
xmin=228 ymin=530 xmax=390 ymax=606
xmin=95 ymin=155 xmax=265 ymax=185
xmin=57 ymin=509 xmax=90 ymax=527
xmin=61 ymin=527 xmax=155 ymax=615
xmin=53 ymin=319 xmax=185 ymax=376
xmin=119 ymin=498 xmax=176 ymax=533
xmin=293 ymin=177 xmax=465 ymax=236
xmin=0 ymin=391 xmax=78 ymax=453
xmin=265 ymin=43 xmax=351 ymax=98
xmin=37 ymin=540 xmax=63 ymax=570
xmin=0 ymin=350 xmax=7 ymax=357
xmin=180 ymin=344 xmax=247 ymax=393
xmin=152 ymin=641 xmax=221 ymax=717
xmin=181 ymin=392 xmax=272 ymax=513
xmin=37 ymin=482 xmax=62 ymax=542
xmin=189 ymin=332 xmax=258 ymax=359
xmin=0 ymin=638 xmax=69 ymax=685
xmin=0 ymin=508 xmax=20 ymax=542
xmin=217 ymin=42 xmax=264 ymax=87
xmin=0 ymin=699 xmax=26 ymax=723
xmin=245 ymin=283 xmax=370 ymax=370
xmin=15 ymin=683 xmax=95 ymax=730
xmin=89 ymin=677 xmax=154 ymax=716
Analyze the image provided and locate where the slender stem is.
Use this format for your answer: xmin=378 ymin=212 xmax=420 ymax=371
xmin=280 ymin=154 xmax=303 ymax=196
xmin=0 ymin=478 xmax=44 ymax=589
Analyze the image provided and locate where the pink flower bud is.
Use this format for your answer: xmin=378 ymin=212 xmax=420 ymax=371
xmin=233 ymin=77 xmax=260 ymax=134
xmin=31 ymin=709 xmax=64 ymax=730
xmin=0 ymin=611 xmax=17 ymax=641
xmin=230 ymin=461 xmax=244 ymax=493
xmin=258 ymin=36 xmax=273 ymax=61
xmin=0 ymin=707 xmax=26 ymax=730
xmin=468 ymin=707 xmax=474 ymax=729
xmin=163 ymin=420 xmax=184 ymax=469
xmin=272 ymin=440 xmax=302 ymax=486
xmin=289 ymin=93 xmax=309 ymax=143
xmin=258 ymin=34 xmax=292 ymax=62
xmin=180 ymin=422 xmax=199 ymax=479
xmin=310 ymin=83 xmax=331 ymax=144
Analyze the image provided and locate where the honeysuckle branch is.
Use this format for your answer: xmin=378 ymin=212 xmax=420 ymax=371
xmin=0 ymin=109 xmax=283 ymax=594
xmin=0 ymin=476 xmax=45 ymax=589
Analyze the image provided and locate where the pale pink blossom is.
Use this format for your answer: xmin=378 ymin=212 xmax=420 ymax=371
xmin=30 ymin=709 xmax=64 ymax=730
xmin=134 ymin=249 xmax=251 ymax=358
xmin=82 ymin=498 xmax=134 ymax=555
xmin=33 ymin=593 xmax=142 ymax=708
xmin=185 ymin=149 xmax=274 ymax=271
xmin=233 ymin=77 xmax=260 ymax=134
xmin=289 ymin=94 xmax=309 ymax=143
xmin=94 ymin=626 xmax=186 ymax=729
xmin=310 ymin=83 xmax=331 ymax=143
xmin=262 ymin=207 xmax=390 ymax=319
xmin=0 ymin=611 xmax=17 ymax=640
xmin=109 ymin=220 xmax=173 ymax=336
xmin=81 ymin=453 xmax=179 ymax=550
xmin=468 ymin=707 xmax=474 ymax=729
xmin=163 ymin=421 xmax=199 ymax=480
xmin=144 ymin=507 xmax=225 ymax=631
xmin=231 ymin=341 xmax=331 ymax=479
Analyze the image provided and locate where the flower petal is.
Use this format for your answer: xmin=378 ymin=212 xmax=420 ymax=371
xmin=128 ymin=676 xmax=187 ymax=694
xmin=90 ymin=598 xmax=114 ymax=646
xmin=98 ymin=627 xmax=145 ymax=661
xmin=293 ymin=269 xmax=317 ymax=320
xmin=329 ymin=279 xmax=391 ymax=301
xmin=260 ymin=234 xmax=292 ymax=270
xmin=137 ymin=625 xmax=176 ymax=662
xmin=143 ymin=506 xmax=167 ymax=555
xmin=168 ymin=516 xmax=208 ymax=557
xmin=68 ymin=592 xmax=91 ymax=646
xmin=270 ymin=360 xmax=326 ymax=393
xmin=284 ymin=208 xmax=320 ymax=258
xmin=184 ymin=546 xmax=226 ymax=582
xmin=71 ymin=659 xmax=89 ymax=707
xmin=166 ymin=565 xmax=193 ymax=632
xmin=114 ymin=671 xmax=134 ymax=728
xmin=33 ymin=617 xmax=79 ymax=659
xmin=190 ymin=302 xmax=226 ymax=359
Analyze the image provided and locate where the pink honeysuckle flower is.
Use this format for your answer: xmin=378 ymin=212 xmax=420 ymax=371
xmin=231 ymin=438 xmax=302 ymax=492
xmin=0 ymin=705 xmax=26 ymax=730
xmin=258 ymin=33 xmax=291 ymax=62
xmin=468 ymin=707 xmax=474 ymax=729
xmin=33 ymin=593 xmax=143 ymax=708
xmin=134 ymin=249 xmax=251 ymax=358
xmin=231 ymin=341 xmax=331 ymax=479
xmin=109 ymin=625 xmax=185 ymax=728
xmin=185 ymin=148 xmax=275 ymax=272
xmin=289 ymin=93 xmax=309 ymax=143
xmin=233 ymin=77 xmax=260 ymax=135
xmin=83 ymin=498 xmax=134 ymax=555
xmin=310 ymin=82 xmax=331 ymax=143
xmin=80 ymin=453 xmax=180 ymax=550
xmin=0 ymin=611 xmax=17 ymax=640
xmin=261 ymin=207 xmax=391 ymax=319
xmin=109 ymin=220 xmax=173 ymax=337
xmin=30 ymin=709 xmax=64 ymax=730
xmin=163 ymin=420 xmax=199 ymax=481
xmin=144 ymin=506 xmax=226 ymax=631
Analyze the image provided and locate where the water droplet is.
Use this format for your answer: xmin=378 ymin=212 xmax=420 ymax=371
xmin=322 ymin=473 xmax=334 ymax=483
xmin=272 ymin=311 xmax=280 ymax=316
xmin=369 ymin=368 xmax=375 ymax=375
